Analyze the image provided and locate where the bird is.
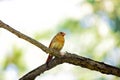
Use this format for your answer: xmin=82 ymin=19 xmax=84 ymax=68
xmin=46 ymin=32 xmax=65 ymax=65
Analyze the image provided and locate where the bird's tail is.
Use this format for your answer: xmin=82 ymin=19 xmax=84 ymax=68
xmin=46 ymin=54 xmax=53 ymax=65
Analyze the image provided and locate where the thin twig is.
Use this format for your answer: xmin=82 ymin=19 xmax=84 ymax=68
xmin=0 ymin=20 xmax=61 ymax=57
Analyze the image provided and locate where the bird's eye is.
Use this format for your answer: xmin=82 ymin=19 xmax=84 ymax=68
xmin=60 ymin=32 xmax=63 ymax=34
xmin=59 ymin=32 xmax=65 ymax=36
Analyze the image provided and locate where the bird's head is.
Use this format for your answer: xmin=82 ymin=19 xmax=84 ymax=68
xmin=58 ymin=32 xmax=65 ymax=36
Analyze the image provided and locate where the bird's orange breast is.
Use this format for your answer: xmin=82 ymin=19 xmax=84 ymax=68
xmin=49 ymin=35 xmax=64 ymax=51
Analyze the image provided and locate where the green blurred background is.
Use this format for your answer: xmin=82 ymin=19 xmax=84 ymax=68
xmin=0 ymin=0 xmax=120 ymax=80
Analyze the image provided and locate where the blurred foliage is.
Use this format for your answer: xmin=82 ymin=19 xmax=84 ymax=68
xmin=57 ymin=0 xmax=120 ymax=80
xmin=58 ymin=19 xmax=82 ymax=33
xmin=33 ymin=30 xmax=52 ymax=40
xmin=2 ymin=45 xmax=26 ymax=74
xmin=86 ymin=0 xmax=120 ymax=47
xmin=1 ymin=0 xmax=120 ymax=80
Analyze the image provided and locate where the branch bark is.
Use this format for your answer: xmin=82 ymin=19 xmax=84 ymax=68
xmin=0 ymin=20 xmax=120 ymax=80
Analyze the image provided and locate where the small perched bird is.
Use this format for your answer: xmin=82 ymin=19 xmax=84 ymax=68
xmin=46 ymin=32 xmax=65 ymax=65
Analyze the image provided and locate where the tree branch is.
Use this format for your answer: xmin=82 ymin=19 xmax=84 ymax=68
xmin=19 ymin=53 xmax=120 ymax=80
xmin=0 ymin=20 xmax=61 ymax=57
xmin=19 ymin=58 xmax=63 ymax=80
xmin=0 ymin=20 xmax=120 ymax=80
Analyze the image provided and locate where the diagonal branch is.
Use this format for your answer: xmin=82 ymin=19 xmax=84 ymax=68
xmin=0 ymin=20 xmax=120 ymax=80
xmin=0 ymin=20 xmax=61 ymax=57
xmin=19 ymin=53 xmax=120 ymax=80
xmin=19 ymin=58 xmax=64 ymax=80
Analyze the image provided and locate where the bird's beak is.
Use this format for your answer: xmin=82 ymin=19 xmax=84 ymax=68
xmin=63 ymin=32 xmax=66 ymax=36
